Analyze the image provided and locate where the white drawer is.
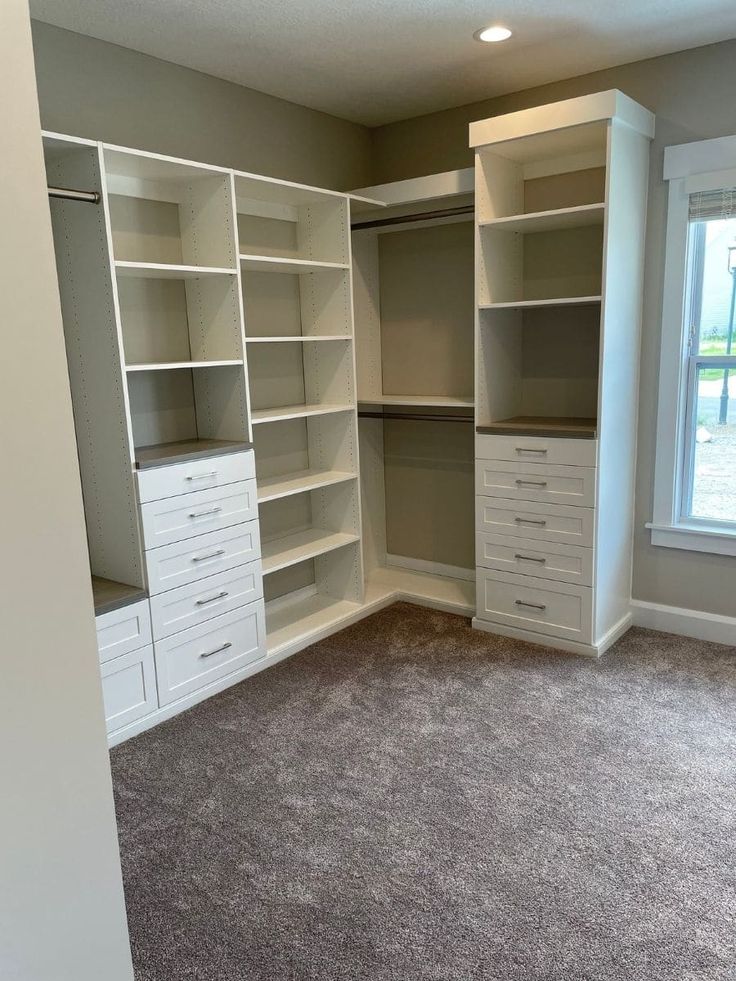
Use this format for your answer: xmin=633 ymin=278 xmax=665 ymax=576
xmin=475 ymin=433 xmax=597 ymax=468
xmin=150 ymin=560 xmax=263 ymax=640
xmin=475 ymin=460 xmax=596 ymax=508
xmin=95 ymin=599 xmax=152 ymax=664
xmin=136 ymin=450 xmax=255 ymax=504
xmin=476 ymin=570 xmax=592 ymax=644
xmin=476 ymin=496 xmax=594 ymax=547
xmin=100 ymin=644 xmax=157 ymax=734
xmin=476 ymin=533 xmax=594 ymax=587
xmin=154 ymin=601 xmax=266 ymax=706
xmin=145 ymin=520 xmax=261 ymax=596
xmin=139 ymin=479 xmax=257 ymax=550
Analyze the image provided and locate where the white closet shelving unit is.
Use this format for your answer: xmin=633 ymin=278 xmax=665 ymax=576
xmin=351 ymin=170 xmax=477 ymax=614
xmin=235 ymin=171 xmax=374 ymax=656
xmin=472 ymin=90 xmax=655 ymax=655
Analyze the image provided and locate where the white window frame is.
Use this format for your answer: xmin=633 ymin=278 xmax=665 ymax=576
xmin=648 ymin=135 xmax=736 ymax=556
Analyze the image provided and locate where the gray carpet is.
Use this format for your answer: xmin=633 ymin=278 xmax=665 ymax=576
xmin=111 ymin=602 xmax=736 ymax=981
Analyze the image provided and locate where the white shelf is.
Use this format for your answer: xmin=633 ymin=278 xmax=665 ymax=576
xmin=479 ymin=295 xmax=602 ymax=310
xmin=266 ymin=593 xmax=363 ymax=655
xmin=115 ymin=261 xmax=237 ymax=279
xmin=479 ymin=203 xmax=605 ymax=233
xmin=365 ymin=566 xmax=476 ymax=615
xmin=257 ymin=469 xmax=356 ymax=503
xmin=246 ymin=335 xmax=350 ymax=343
xmin=262 ymin=528 xmax=359 ymax=574
xmin=125 ymin=360 xmax=243 ymax=372
xmin=239 ymin=254 xmax=349 ymax=274
xmin=358 ymin=395 xmax=474 ymax=408
xmin=251 ymin=403 xmax=354 ymax=425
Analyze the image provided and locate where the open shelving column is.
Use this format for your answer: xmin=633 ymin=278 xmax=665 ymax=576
xmin=472 ymin=90 xmax=655 ymax=653
xmin=351 ymin=170 xmax=477 ymax=614
xmin=235 ymin=171 xmax=366 ymax=655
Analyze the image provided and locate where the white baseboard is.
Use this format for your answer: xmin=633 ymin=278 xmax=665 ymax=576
xmin=385 ymin=553 xmax=475 ymax=581
xmin=631 ymin=600 xmax=736 ymax=647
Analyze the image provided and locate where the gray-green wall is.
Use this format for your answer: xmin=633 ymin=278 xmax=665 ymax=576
xmin=371 ymin=39 xmax=736 ymax=619
xmin=31 ymin=20 xmax=372 ymax=190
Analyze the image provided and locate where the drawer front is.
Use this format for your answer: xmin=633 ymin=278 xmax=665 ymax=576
xmin=476 ymin=533 xmax=594 ymax=586
xmin=475 ymin=460 xmax=596 ymax=508
xmin=136 ymin=450 xmax=256 ymax=504
xmin=140 ymin=479 xmax=257 ymax=550
xmin=475 ymin=433 xmax=597 ymax=468
xmin=145 ymin=520 xmax=261 ymax=596
xmin=154 ymin=601 xmax=266 ymax=706
xmin=476 ymin=496 xmax=594 ymax=547
xmin=96 ymin=599 xmax=152 ymax=664
xmin=100 ymin=644 xmax=157 ymax=734
xmin=476 ymin=570 xmax=592 ymax=643
xmin=149 ymin=560 xmax=263 ymax=640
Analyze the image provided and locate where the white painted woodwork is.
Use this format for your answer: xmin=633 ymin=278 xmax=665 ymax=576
xmin=144 ymin=520 xmax=261 ymax=595
xmin=136 ymin=449 xmax=255 ymax=503
xmin=475 ymin=433 xmax=598 ymax=467
xmin=95 ymin=599 xmax=152 ymax=664
xmin=100 ymin=644 xmax=157 ymax=734
xmin=476 ymin=496 xmax=595 ymax=548
xmin=476 ymin=533 xmax=594 ymax=587
xmin=149 ymin=560 xmax=263 ymax=639
xmin=154 ymin=601 xmax=266 ymax=706
xmin=262 ymin=529 xmax=360 ymax=574
xmin=139 ymin=479 xmax=257 ymax=550
xmin=475 ymin=460 xmax=597 ymax=508
xmin=476 ymin=570 xmax=593 ymax=644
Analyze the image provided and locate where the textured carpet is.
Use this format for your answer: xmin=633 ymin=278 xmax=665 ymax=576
xmin=111 ymin=603 xmax=736 ymax=981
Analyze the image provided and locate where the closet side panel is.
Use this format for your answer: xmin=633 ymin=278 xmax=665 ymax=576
xmin=359 ymin=419 xmax=388 ymax=574
xmin=48 ymin=144 xmax=142 ymax=586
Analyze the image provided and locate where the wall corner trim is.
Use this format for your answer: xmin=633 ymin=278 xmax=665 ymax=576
xmin=631 ymin=600 xmax=736 ymax=647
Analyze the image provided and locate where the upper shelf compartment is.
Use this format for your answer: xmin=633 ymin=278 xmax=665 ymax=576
xmin=102 ymin=145 xmax=237 ymax=269
xmin=234 ymin=171 xmax=349 ymax=268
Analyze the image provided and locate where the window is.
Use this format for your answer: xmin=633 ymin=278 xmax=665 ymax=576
xmin=649 ymin=137 xmax=736 ymax=555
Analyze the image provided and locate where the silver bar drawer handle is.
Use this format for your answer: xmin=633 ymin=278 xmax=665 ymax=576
xmin=189 ymin=506 xmax=223 ymax=518
xmin=514 ymin=553 xmax=546 ymax=564
xmin=515 ymin=599 xmax=547 ymax=611
xmin=186 ymin=471 xmax=218 ymax=481
xmin=195 ymin=591 xmax=229 ymax=606
xmin=199 ymin=641 xmax=232 ymax=660
xmin=515 ymin=479 xmax=548 ymax=487
xmin=514 ymin=517 xmax=547 ymax=526
xmin=191 ymin=549 xmax=226 ymax=562
xmin=515 ymin=447 xmax=547 ymax=455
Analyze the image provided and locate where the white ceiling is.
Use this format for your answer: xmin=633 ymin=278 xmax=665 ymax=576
xmin=30 ymin=0 xmax=736 ymax=126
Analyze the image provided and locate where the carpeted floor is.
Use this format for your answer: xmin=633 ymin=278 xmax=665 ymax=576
xmin=111 ymin=603 xmax=736 ymax=981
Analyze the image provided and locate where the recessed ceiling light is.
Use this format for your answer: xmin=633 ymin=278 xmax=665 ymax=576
xmin=475 ymin=25 xmax=512 ymax=43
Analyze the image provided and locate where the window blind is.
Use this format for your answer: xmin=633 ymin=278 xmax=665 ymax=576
xmin=689 ymin=187 xmax=736 ymax=221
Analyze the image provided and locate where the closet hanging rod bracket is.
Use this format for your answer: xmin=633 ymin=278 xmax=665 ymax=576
xmin=48 ymin=185 xmax=101 ymax=205
xmin=351 ymin=205 xmax=474 ymax=231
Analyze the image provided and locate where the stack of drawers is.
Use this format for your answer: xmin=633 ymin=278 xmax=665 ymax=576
xmin=96 ymin=598 xmax=155 ymax=735
xmin=474 ymin=433 xmax=597 ymax=647
xmin=137 ymin=450 xmax=266 ymax=709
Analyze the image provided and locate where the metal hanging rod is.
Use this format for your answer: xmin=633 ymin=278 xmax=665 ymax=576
xmin=358 ymin=410 xmax=474 ymax=423
xmin=48 ymin=185 xmax=101 ymax=205
xmin=351 ymin=205 xmax=474 ymax=231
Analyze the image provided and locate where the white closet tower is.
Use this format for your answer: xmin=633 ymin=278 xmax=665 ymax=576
xmin=472 ymin=91 xmax=654 ymax=655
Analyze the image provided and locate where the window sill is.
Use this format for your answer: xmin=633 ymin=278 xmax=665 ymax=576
xmin=647 ymin=521 xmax=736 ymax=556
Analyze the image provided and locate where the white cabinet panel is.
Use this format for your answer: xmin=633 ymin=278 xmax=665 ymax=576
xmin=144 ymin=520 xmax=261 ymax=595
xmin=475 ymin=496 xmax=594 ymax=547
xmin=476 ymin=570 xmax=593 ymax=643
xmin=100 ymin=644 xmax=157 ymax=734
xmin=95 ymin=599 xmax=152 ymax=664
xmin=136 ymin=450 xmax=256 ymax=503
xmin=139 ymin=479 xmax=257 ymax=550
xmin=475 ymin=433 xmax=597 ymax=467
xmin=154 ymin=601 xmax=266 ymax=706
xmin=149 ymin=560 xmax=263 ymax=639
xmin=476 ymin=533 xmax=594 ymax=586
xmin=475 ymin=460 xmax=596 ymax=508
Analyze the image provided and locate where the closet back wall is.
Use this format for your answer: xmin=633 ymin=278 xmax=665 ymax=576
xmin=371 ymin=38 xmax=736 ymax=621
xmin=31 ymin=21 xmax=372 ymax=190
